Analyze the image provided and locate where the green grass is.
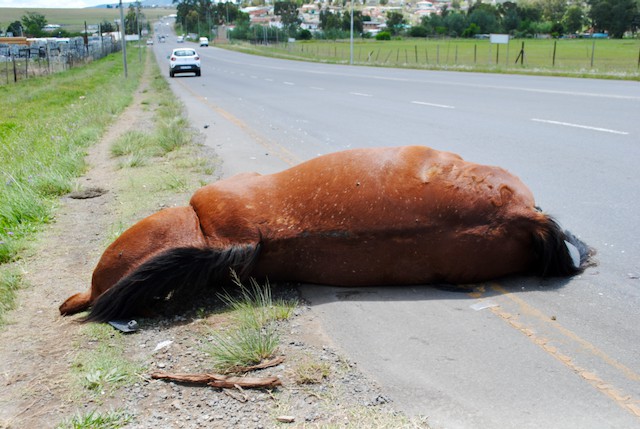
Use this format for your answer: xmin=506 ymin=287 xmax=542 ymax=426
xmin=0 ymin=44 xmax=147 ymax=326
xmin=71 ymin=323 xmax=143 ymax=396
xmin=55 ymin=408 xmax=133 ymax=429
xmin=203 ymin=274 xmax=297 ymax=373
xmin=0 ymin=268 xmax=23 ymax=323
xmin=0 ymin=7 xmax=176 ymax=33
xmin=224 ymin=37 xmax=640 ymax=79
xmin=0 ymin=46 xmax=144 ymax=264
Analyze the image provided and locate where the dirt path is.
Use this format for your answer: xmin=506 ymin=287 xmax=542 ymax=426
xmin=0 ymin=54 xmax=426 ymax=429
xmin=0 ymin=55 xmax=157 ymax=428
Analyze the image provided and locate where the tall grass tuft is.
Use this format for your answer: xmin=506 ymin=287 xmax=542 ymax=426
xmin=204 ymin=273 xmax=297 ymax=372
xmin=0 ymin=268 xmax=24 ymax=324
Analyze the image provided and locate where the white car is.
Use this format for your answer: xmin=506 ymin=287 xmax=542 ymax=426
xmin=169 ymin=48 xmax=201 ymax=77
xmin=199 ymin=37 xmax=209 ymax=47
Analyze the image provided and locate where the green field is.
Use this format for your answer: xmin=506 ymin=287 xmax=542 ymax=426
xmin=0 ymin=7 xmax=176 ymax=33
xmin=227 ymin=37 xmax=640 ymax=79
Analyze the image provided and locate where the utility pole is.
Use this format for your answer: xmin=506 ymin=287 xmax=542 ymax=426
xmin=120 ymin=0 xmax=128 ymax=78
xmin=350 ymin=0 xmax=354 ymax=65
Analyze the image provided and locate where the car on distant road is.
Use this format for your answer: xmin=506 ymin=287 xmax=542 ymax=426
xmin=146 ymin=39 xmax=153 ymax=45
xmin=199 ymin=37 xmax=209 ymax=47
xmin=169 ymin=48 xmax=201 ymax=77
xmin=177 ymin=35 xmax=184 ymax=43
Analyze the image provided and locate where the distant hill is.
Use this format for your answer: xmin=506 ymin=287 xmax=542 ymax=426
xmin=92 ymin=0 xmax=175 ymax=8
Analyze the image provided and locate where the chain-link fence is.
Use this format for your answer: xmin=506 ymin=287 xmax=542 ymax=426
xmin=0 ymin=36 xmax=121 ymax=85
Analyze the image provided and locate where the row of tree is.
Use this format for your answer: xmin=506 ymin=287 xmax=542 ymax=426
xmin=4 ymin=5 xmax=148 ymax=39
xmin=409 ymin=0 xmax=640 ymax=39
xmin=173 ymin=0 xmax=639 ymax=40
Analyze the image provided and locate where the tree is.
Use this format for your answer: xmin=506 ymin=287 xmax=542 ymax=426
xmin=535 ymin=0 xmax=567 ymax=23
xmin=588 ymin=0 xmax=639 ymax=37
xmin=125 ymin=3 xmax=143 ymax=35
xmin=563 ymin=5 xmax=585 ymax=34
xmin=340 ymin=10 xmax=364 ymax=33
xmin=444 ymin=12 xmax=467 ymax=36
xmin=274 ymin=1 xmax=301 ymax=35
xmin=21 ymin=11 xmax=47 ymax=37
xmin=467 ymin=4 xmax=500 ymax=34
xmin=320 ymin=9 xmax=342 ymax=30
xmin=100 ymin=20 xmax=115 ymax=33
xmin=385 ymin=11 xmax=406 ymax=35
xmin=6 ymin=21 xmax=22 ymax=36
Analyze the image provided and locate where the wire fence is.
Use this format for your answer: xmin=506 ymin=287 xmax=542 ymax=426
xmin=0 ymin=36 xmax=121 ymax=85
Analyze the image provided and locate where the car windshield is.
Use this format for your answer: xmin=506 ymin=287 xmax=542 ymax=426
xmin=175 ymin=50 xmax=195 ymax=57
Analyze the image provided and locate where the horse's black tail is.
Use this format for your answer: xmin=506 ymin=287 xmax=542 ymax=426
xmin=532 ymin=214 xmax=594 ymax=277
xmin=83 ymin=244 xmax=261 ymax=323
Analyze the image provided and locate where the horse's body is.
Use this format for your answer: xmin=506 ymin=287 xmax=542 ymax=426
xmin=60 ymin=146 xmax=591 ymax=322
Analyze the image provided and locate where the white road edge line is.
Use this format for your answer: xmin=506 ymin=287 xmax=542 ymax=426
xmin=531 ymin=118 xmax=629 ymax=135
xmin=411 ymin=101 xmax=455 ymax=109
xmin=350 ymin=92 xmax=373 ymax=97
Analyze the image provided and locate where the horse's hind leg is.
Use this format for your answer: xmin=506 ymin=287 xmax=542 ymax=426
xmin=59 ymin=206 xmax=206 ymax=316
xmin=59 ymin=291 xmax=92 ymax=315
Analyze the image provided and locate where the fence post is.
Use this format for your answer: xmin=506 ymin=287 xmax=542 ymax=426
xmin=12 ymin=55 xmax=17 ymax=82
xmin=552 ymin=40 xmax=557 ymax=67
xmin=590 ymin=39 xmax=595 ymax=68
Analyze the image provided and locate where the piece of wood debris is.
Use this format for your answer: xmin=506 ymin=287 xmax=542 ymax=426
xmin=277 ymin=416 xmax=295 ymax=423
xmin=229 ymin=356 xmax=285 ymax=373
xmin=150 ymin=371 xmax=282 ymax=389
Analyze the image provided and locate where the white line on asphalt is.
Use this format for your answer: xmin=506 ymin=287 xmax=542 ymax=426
xmin=310 ymin=86 xmax=325 ymax=91
xmin=531 ymin=118 xmax=629 ymax=135
xmin=283 ymin=81 xmax=295 ymax=85
xmin=411 ymin=101 xmax=455 ymax=109
xmin=350 ymin=92 xmax=373 ymax=97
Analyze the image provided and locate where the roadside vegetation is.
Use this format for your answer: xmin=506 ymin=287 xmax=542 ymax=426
xmin=222 ymin=37 xmax=640 ymax=79
xmin=0 ymin=46 xmax=143 ymax=324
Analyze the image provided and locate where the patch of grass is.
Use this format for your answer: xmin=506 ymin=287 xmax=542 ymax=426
xmin=203 ymin=274 xmax=297 ymax=372
xmin=206 ymin=324 xmax=281 ymax=372
xmin=71 ymin=323 xmax=143 ymax=396
xmin=55 ymin=408 xmax=133 ymax=429
xmin=292 ymin=357 xmax=331 ymax=384
xmin=110 ymin=130 xmax=153 ymax=158
xmin=0 ymin=267 xmax=24 ymax=324
xmin=220 ymin=273 xmax=298 ymax=329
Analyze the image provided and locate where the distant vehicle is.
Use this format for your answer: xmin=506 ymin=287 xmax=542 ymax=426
xmin=158 ymin=35 xmax=166 ymax=43
xmin=199 ymin=37 xmax=209 ymax=47
xmin=146 ymin=39 xmax=153 ymax=45
xmin=177 ymin=36 xmax=184 ymax=43
xmin=169 ymin=48 xmax=201 ymax=78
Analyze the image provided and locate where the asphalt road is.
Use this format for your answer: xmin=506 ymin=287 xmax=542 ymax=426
xmin=152 ymin=27 xmax=640 ymax=428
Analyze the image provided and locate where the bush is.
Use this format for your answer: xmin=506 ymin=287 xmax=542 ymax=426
xmin=297 ymin=29 xmax=313 ymax=40
xmin=375 ymin=31 xmax=391 ymax=40
xmin=408 ymin=25 xmax=428 ymax=37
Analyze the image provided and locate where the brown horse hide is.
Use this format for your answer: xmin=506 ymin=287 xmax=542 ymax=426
xmin=60 ymin=146 xmax=591 ymax=322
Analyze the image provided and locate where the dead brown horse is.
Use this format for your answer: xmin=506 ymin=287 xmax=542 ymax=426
xmin=60 ymin=146 xmax=591 ymax=322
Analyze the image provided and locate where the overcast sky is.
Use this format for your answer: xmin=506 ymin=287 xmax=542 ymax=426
xmin=0 ymin=0 xmax=103 ymax=7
